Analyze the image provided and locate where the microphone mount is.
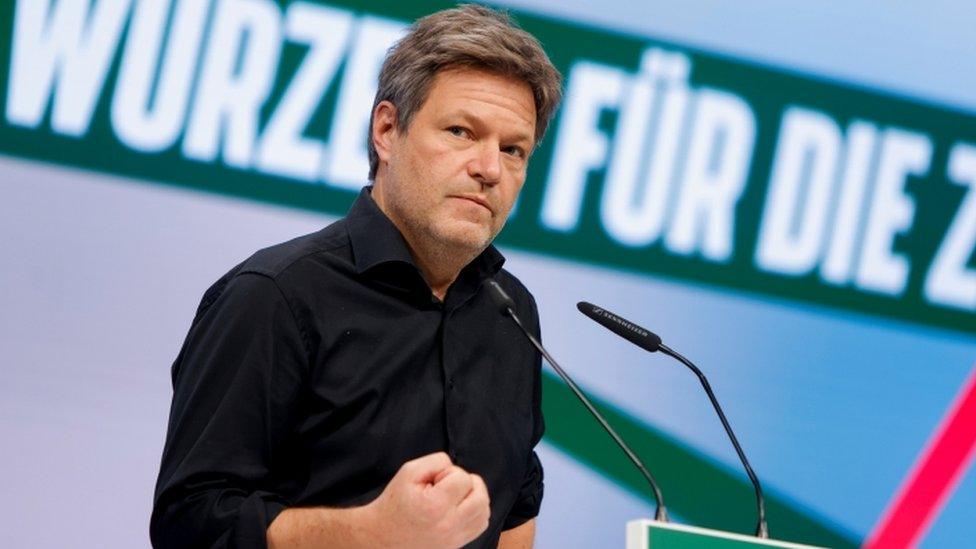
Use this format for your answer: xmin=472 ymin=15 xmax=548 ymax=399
xmin=577 ymin=301 xmax=769 ymax=538
xmin=484 ymin=280 xmax=669 ymax=522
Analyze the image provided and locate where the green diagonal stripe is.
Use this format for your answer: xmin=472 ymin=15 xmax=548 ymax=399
xmin=541 ymin=372 xmax=860 ymax=548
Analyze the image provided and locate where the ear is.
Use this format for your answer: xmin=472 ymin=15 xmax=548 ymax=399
xmin=371 ymin=100 xmax=399 ymax=165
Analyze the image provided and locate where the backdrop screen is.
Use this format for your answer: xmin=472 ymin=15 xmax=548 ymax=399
xmin=2 ymin=1 xmax=974 ymax=547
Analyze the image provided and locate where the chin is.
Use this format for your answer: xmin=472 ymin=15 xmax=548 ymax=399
xmin=433 ymin=221 xmax=494 ymax=252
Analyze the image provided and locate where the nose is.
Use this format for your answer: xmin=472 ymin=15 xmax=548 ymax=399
xmin=467 ymin=141 xmax=502 ymax=186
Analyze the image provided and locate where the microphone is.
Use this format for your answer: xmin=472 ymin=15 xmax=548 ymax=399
xmin=577 ymin=301 xmax=770 ymax=539
xmin=576 ymin=303 xmax=662 ymax=353
xmin=483 ymin=280 xmax=669 ymax=522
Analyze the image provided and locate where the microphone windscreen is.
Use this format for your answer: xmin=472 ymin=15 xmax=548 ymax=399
xmin=577 ymin=301 xmax=662 ymax=353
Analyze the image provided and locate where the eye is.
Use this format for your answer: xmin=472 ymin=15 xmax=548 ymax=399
xmin=502 ymin=145 xmax=526 ymax=159
xmin=447 ymin=126 xmax=470 ymax=138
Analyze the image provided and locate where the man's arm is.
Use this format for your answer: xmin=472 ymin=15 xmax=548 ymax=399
xmin=498 ymin=519 xmax=536 ymax=549
xmin=266 ymin=507 xmax=371 ymax=549
xmin=151 ymin=273 xmax=308 ymax=548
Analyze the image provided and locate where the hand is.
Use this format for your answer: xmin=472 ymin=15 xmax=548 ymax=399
xmin=363 ymin=452 xmax=491 ymax=548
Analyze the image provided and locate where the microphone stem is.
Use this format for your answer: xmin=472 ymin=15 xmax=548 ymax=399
xmin=659 ymin=343 xmax=769 ymax=538
xmin=506 ymin=309 xmax=668 ymax=522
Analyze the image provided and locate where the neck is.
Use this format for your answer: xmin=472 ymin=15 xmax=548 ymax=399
xmin=368 ymin=180 xmax=481 ymax=301
xmin=408 ymin=241 xmax=476 ymax=301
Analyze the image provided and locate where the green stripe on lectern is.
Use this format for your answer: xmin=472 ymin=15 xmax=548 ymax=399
xmin=541 ymin=373 xmax=859 ymax=548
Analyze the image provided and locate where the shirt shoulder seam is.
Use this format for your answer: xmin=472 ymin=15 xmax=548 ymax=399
xmin=230 ymin=271 xmax=314 ymax=364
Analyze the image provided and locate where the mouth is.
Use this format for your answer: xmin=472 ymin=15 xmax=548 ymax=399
xmin=450 ymin=194 xmax=493 ymax=215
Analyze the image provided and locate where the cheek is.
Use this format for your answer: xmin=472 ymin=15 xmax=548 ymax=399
xmin=406 ymin=140 xmax=456 ymax=180
xmin=496 ymin=185 xmax=523 ymax=220
xmin=505 ymin=174 xmax=526 ymax=201
xmin=502 ymin=162 xmax=527 ymax=191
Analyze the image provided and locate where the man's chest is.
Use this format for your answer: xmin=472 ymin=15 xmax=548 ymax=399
xmin=283 ymin=285 xmax=539 ymax=504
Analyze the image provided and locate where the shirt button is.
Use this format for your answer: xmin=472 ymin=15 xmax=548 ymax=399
xmin=449 ymin=449 xmax=458 ymax=461
xmin=448 ymin=377 xmax=455 ymax=389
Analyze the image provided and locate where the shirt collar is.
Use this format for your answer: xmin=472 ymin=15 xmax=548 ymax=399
xmin=345 ymin=186 xmax=506 ymax=283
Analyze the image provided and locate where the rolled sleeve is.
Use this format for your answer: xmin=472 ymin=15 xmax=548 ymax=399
xmin=151 ymin=272 xmax=308 ymax=548
xmin=503 ymin=450 xmax=544 ymax=529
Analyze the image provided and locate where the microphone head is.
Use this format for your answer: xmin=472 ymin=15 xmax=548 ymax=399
xmin=483 ymin=279 xmax=516 ymax=315
xmin=577 ymin=301 xmax=662 ymax=353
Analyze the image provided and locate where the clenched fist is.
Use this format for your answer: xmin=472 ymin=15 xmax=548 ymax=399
xmin=364 ymin=452 xmax=491 ymax=548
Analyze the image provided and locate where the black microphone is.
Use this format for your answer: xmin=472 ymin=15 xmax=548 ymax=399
xmin=483 ymin=280 xmax=669 ymax=522
xmin=577 ymin=301 xmax=770 ymax=539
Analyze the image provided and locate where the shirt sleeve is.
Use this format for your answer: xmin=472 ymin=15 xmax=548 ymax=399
xmin=150 ymin=272 xmax=308 ymax=549
xmin=503 ymin=289 xmax=546 ymax=530
xmin=503 ymin=451 xmax=544 ymax=529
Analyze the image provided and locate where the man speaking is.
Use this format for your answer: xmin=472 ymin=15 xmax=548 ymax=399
xmin=150 ymin=4 xmax=562 ymax=548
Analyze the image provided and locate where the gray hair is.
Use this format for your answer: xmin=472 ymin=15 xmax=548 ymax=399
xmin=367 ymin=4 xmax=563 ymax=180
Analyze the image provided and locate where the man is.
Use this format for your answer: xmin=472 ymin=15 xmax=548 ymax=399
xmin=151 ymin=5 xmax=562 ymax=548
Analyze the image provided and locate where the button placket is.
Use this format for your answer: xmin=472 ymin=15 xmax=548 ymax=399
xmin=441 ymin=308 xmax=458 ymax=458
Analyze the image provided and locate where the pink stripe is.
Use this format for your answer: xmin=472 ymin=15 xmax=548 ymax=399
xmin=864 ymin=367 xmax=976 ymax=549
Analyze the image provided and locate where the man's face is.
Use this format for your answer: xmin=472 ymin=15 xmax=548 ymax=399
xmin=372 ymin=67 xmax=536 ymax=256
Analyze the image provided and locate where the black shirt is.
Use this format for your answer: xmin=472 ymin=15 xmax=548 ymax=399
xmin=151 ymin=188 xmax=545 ymax=548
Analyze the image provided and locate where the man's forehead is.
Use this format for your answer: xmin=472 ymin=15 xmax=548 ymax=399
xmin=430 ymin=66 xmax=534 ymax=98
xmin=424 ymin=68 xmax=537 ymax=132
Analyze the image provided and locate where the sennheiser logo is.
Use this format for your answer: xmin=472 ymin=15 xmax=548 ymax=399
xmin=596 ymin=309 xmax=649 ymax=338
